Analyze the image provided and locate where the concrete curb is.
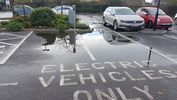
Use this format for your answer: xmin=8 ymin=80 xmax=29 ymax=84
xmin=0 ymin=28 xmax=93 ymax=34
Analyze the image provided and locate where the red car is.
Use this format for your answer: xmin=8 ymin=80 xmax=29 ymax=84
xmin=136 ymin=7 xmax=173 ymax=30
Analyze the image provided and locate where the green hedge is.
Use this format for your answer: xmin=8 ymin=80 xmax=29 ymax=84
xmin=6 ymin=21 xmax=23 ymax=31
xmin=0 ymin=21 xmax=9 ymax=28
xmin=12 ymin=16 xmax=32 ymax=28
xmin=56 ymin=19 xmax=69 ymax=33
xmin=30 ymin=7 xmax=57 ymax=27
xmin=69 ymin=22 xmax=90 ymax=29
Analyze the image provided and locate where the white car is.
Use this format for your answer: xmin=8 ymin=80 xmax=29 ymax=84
xmin=174 ymin=13 xmax=177 ymax=25
xmin=103 ymin=7 xmax=145 ymax=31
xmin=51 ymin=5 xmax=73 ymax=15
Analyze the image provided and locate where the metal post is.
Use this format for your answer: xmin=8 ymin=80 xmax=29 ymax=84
xmin=153 ymin=0 xmax=161 ymax=31
xmin=73 ymin=5 xmax=76 ymax=53
xmin=147 ymin=47 xmax=152 ymax=67
xmin=61 ymin=0 xmax=63 ymax=14
xmin=22 ymin=4 xmax=26 ymax=16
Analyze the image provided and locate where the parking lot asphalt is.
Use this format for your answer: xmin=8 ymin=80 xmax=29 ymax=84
xmin=0 ymin=14 xmax=177 ymax=100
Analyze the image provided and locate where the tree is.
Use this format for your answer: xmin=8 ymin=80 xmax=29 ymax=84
xmin=166 ymin=0 xmax=177 ymax=6
xmin=97 ymin=0 xmax=123 ymax=6
xmin=14 ymin=0 xmax=31 ymax=4
xmin=97 ymin=0 xmax=107 ymax=5
xmin=122 ymin=0 xmax=144 ymax=6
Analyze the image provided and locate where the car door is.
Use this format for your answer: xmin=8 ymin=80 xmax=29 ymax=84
xmin=104 ymin=8 xmax=111 ymax=24
xmin=25 ymin=6 xmax=33 ymax=15
xmin=139 ymin=8 xmax=149 ymax=24
xmin=109 ymin=8 xmax=115 ymax=25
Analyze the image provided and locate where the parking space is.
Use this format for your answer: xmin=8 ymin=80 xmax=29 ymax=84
xmin=0 ymin=31 xmax=32 ymax=64
xmin=1 ymin=14 xmax=177 ymax=100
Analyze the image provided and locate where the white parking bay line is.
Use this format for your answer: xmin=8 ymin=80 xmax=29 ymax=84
xmin=163 ymin=35 xmax=177 ymax=40
xmin=5 ymin=33 xmax=25 ymax=37
xmin=0 ymin=31 xmax=33 ymax=64
xmin=0 ymin=51 xmax=3 ymax=54
xmin=0 ymin=45 xmax=6 ymax=48
xmin=104 ymin=27 xmax=177 ymax=64
xmin=81 ymin=40 xmax=96 ymax=61
xmin=0 ymin=82 xmax=18 ymax=86
xmin=0 ymin=37 xmax=24 ymax=41
xmin=0 ymin=42 xmax=15 ymax=46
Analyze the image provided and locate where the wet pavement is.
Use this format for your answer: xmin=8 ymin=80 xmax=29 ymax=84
xmin=0 ymin=14 xmax=177 ymax=100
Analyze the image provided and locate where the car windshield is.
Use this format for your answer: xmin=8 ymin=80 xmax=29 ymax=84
xmin=149 ymin=8 xmax=166 ymax=15
xmin=55 ymin=6 xmax=72 ymax=10
xmin=115 ymin=8 xmax=135 ymax=15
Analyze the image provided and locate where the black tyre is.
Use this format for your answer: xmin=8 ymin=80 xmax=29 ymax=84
xmin=147 ymin=21 xmax=153 ymax=28
xmin=165 ymin=28 xmax=169 ymax=30
xmin=175 ymin=18 xmax=177 ymax=25
xmin=113 ymin=20 xmax=118 ymax=31
xmin=103 ymin=17 xmax=107 ymax=26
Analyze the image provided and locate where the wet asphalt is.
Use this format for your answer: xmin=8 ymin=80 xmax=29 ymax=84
xmin=0 ymin=14 xmax=177 ymax=100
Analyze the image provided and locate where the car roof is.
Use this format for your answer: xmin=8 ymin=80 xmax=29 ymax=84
xmin=55 ymin=5 xmax=72 ymax=8
xmin=108 ymin=7 xmax=131 ymax=9
xmin=141 ymin=7 xmax=157 ymax=9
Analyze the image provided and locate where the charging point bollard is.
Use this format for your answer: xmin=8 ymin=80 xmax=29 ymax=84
xmin=147 ymin=47 xmax=152 ymax=67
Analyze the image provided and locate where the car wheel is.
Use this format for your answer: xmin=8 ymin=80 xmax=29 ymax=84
xmin=147 ymin=21 xmax=153 ymax=28
xmin=13 ymin=12 xmax=18 ymax=16
xmin=113 ymin=20 xmax=118 ymax=31
xmin=103 ymin=17 xmax=107 ymax=26
xmin=175 ymin=18 xmax=177 ymax=25
xmin=165 ymin=28 xmax=169 ymax=30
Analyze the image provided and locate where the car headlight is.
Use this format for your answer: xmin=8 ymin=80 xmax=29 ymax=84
xmin=157 ymin=18 xmax=160 ymax=22
xmin=171 ymin=18 xmax=173 ymax=22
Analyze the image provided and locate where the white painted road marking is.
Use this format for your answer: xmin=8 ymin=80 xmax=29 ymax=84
xmin=163 ymin=35 xmax=177 ymax=40
xmin=0 ymin=36 xmax=24 ymax=41
xmin=0 ymin=82 xmax=18 ymax=86
xmin=0 ymin=42 xmax=15 ymax=46
xmin=0 ymin=45 xmax=5 ymax=54
xmin=0 ymin=31 xmax=33 ymax=64
xmin=81 ymin=40 xmax=96 ymax=61
xmin=104 ymin=27 xmax=177 ymax=64
xmin=0 ymin=45 xmax=6 ymax=48
xmin=5 ymin=32 xmax=25 ymax=37
xmin=0 ymin=51 xmax=3 ymax=54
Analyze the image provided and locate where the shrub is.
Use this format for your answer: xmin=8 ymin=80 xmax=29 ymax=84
xmin=30 ymin=7 xmax=57 ymax=27
xmin=6 ymin=21 xmax=23 ymax=31
xmin=12 ymin=16 xmax=31 ymax=28
xmin=56 ymin=19 xmax=69 ymax=33
xmin=0 ymin=21 xmax=9 ymax=28
xmin=57 ymin=14 xmax=69 ymax=22
xmin=70 ymin=22 xmax=90 ymax=29
xmin=12 ymin=16 xmax=26 ymax=23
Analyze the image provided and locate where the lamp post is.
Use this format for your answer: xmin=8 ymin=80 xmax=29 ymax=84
xmin=61 ymin=0 xmax=63 ymax=14
xmin=153 ymin=0 xmax=161 ymax=31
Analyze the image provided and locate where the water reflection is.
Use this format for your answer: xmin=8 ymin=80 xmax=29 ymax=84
xmin=36 ymin=33 xmax=56 ymax=51
xmin=101 ymin=30 xmax=131 ymax=45
xmin=36 ymin=32 xmax=80 ymax=53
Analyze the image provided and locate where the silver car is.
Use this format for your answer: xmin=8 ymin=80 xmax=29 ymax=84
xmin=103 ymin=7 xmax=145 ymax=31
xmin=51 ymin=5 xmax=73 ymax=15
xmin=175 ymin=13 xmax=177 ymax=25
